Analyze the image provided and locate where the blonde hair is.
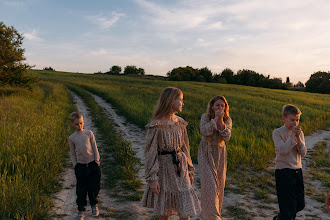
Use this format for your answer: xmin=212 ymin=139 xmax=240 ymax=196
xmin=207 ymin=95 xmax=230 ymax=120
xmin=70 ymin=112 xmax=83 ymax=122
xmin=282 ymin=104 xmax=301 ymax=117
xmin=151 ymin=87 xmax=183 ymax=121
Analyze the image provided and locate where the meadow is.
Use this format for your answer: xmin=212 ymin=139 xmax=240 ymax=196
xmin=1 ymin=69 xmax=329 ymax=219
xmin=0 ymin=82 xmax=73 ymax=219
xmin=34 ymin=70 xmax=330 ymax=170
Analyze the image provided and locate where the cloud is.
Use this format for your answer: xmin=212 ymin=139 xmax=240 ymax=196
xmin=24 ymin=29 xmax=43 ymax=42
xmin=90 ymin=48 xmax=107 ymax=56
xmin=2 ymin=1 xmax=25 ymax=8
xmin=87 ymin=11 xmax=125 ymax=29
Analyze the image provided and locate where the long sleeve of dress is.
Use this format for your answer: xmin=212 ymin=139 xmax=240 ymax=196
xmin=200 ymin=114 xmax=217 ymax=136
xmin=69 ymin=137 xmax=77 ymax=166
xmin=182 ymin=128 xmax=195 ymax=176
xmin=218 ymin=117 xmax=232 ymax=141
xmin=144 ymin=125 xmax=160 ymax=182
xmin=90 ymin=131 xmax=100 ymax=165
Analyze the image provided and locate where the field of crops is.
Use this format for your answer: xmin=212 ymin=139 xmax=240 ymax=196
xmin=34 ymin=70 xmax=330 ymax=170
xmin=0 ymin=82 xmax=73 ymax=219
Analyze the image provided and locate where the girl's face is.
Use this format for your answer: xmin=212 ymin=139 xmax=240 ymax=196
xmin=172 ymin=94 xmax=184 ymax=113
xmin=212 ymin=99 xmax=226 ymax=113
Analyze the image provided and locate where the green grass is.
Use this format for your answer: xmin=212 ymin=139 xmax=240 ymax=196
xmin=309 ymin=141 xmax=330 ymax=188
xmin=33 ymin=69 xmax=330 ymax=172
xmin=0 ymin=82 xmax=73 ymax=219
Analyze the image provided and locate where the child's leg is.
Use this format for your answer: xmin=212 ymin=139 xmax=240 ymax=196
xmin=275 ymin=169 xmax=297 ymax=220
xmin=295 ymin=169 xmax=305 ymax=213
xmin=87 ymin=161 xmax=101 ymax=206
xmin=75 ymin=163 xmax=88 ymax=211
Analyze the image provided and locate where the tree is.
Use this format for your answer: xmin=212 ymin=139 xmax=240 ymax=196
xmin=197 ymin=67 xmax=213 ymax=82
xmin=167 ymin=66 xmax=195 ymax=81
xmin=107 ymin=65 xmax=121 ymax=75
xmin=0 ymin=21 xmax=36 ymax=88
xmin=305 ymin=71 xmax=330 ymax=94
xmin=294 ymin=81 xmax=304 ymax=88
xmin=123 ymin=65 xmax=144 ymax=75
xmin=220 ymin=68 xmax=235 ymax=84
xmin=137 ymin=67 xmax=145 ymax=75
xmin=43 ymin=67 xmax=55 ymax=71
xmin=286 ymin=77 xmax=293 ymax=87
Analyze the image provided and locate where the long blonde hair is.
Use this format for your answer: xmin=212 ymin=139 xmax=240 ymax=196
xmin=151 ymin=87 xmax=183 ymax=121
xmin=207 ymin=95 xmax=230 ymax=120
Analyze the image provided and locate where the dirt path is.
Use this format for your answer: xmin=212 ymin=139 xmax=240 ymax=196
xmin=51 ymin=91 xmax=329 ymax=220
xmin=90 ymin=93 xmax=330 ymax=219
xmin=50 ymin=91 xmax=120 ymax=219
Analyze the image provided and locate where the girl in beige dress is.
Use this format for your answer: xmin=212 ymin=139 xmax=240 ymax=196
xmin=140 ymin=87 xmax=201 ymax=220
xmin=198 ymin=95 xmax=232 ymax=220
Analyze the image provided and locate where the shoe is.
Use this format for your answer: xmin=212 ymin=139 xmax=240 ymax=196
xmin=273 ymin=215 xmax=277 ymax=220
xmin=92 ymin=204 xmax=99 ymax=217
xmin=77 ymin=211 xmax=85 ymax=220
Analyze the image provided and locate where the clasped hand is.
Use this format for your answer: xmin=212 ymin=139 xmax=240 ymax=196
xmin=292 ymin=125 xmax=302 ymax=137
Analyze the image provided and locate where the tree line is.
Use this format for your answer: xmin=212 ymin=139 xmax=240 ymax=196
xmin=166 ymin=66 xmax=329 ymax=93
xmin=1 ymin=21 xmax=329 ymax=94
xmin=95 ymin=65 xmax=145 ymax=75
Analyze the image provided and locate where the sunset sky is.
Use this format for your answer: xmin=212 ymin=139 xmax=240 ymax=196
xmin=1 ymin=0 xmax=329 ymax=83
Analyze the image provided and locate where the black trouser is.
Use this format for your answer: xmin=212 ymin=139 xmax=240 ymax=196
xmin=75 ymin=161 xmax=101 ymax=211
xmin=275 ymin=168 xmax=305 ymax=220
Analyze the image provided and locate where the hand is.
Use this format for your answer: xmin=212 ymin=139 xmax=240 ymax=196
xmin=214 ymin=110 xmax=225 ymax=120
xmin=293 ymin=126 xmax=302 ymax=137
xmin=149 ymin=180 xmax=160 ymax=195
xmin=189 ymin=176 xmax=194 ymax=185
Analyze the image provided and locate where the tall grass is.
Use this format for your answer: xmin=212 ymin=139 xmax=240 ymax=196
xmin=0 ymin=82 xmax=73 ymax=219
xmin=33 ymin=70 xmax=330 ymax=170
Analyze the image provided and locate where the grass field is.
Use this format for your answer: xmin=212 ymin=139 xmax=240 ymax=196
xmin=33 ymin=69 xmax=330 ymax=170
xmin=1 ymin=69 xmax=329 ymax=219
xmin=0 ymin=82 xmax=73 ymax=219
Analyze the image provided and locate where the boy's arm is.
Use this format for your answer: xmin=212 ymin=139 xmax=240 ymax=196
xmin=272 ymin=129 xmax=297 ymax=155
xmin=69 ymin=137 xmax=77 ymax=166
xmin=296 ymin=131 xmax=307 ymax=156
xmin=90 ymin=131 xmax=100 ymax=166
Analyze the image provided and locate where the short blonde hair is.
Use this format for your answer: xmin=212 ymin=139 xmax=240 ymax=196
xmin=151 ymin=87 xmax=183 ymax=121
xmin=207 ymin=95 xmax=230 ymax=120
xmin=282 ymin=104 xmax=301 ymax=117
xmin=70 ymin=112 xmax=83 ymax=122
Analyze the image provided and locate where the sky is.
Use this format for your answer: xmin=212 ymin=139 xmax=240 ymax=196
xmin=1 ymin=0 xmax=330 ymax=84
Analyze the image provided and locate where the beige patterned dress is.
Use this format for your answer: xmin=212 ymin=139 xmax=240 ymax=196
xmin=140 ymin=117 xmax=201 ymax=218
xmin=198 ymin=114 xmax=232 ymax=220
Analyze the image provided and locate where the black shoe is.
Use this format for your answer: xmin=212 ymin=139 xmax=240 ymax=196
xmin=273 ymin=215 xmax=277 ymax=220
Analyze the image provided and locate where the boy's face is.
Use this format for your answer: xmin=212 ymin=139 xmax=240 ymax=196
xmin=71 ymin=117 xmax=84 ymax=131
xmin=282 ymin=114 xmax=300 ymax=130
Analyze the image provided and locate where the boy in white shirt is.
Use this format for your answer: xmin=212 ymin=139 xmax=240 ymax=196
xmin=272 ymin=104 xmax=307 ymax=220
xmin=69 ymin=112 xmax=101 ymax=219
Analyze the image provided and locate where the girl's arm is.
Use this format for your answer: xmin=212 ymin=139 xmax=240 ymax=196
xmin=182 ymin=127 xmax=195 ymax=177
xmin=200 ymin=114 xmax=217 ymax=136
xmin=218 ymin=117 xmax=232 ymax=141
xmin=144 ymin=125 xmax=160 ymax=182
